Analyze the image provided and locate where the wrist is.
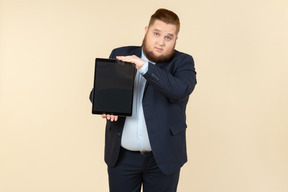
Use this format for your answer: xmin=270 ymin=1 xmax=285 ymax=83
xmin=136 ymin=60 xmax=145 ymax=70
xmin=138 ymin=61 xmax=149 ymax=75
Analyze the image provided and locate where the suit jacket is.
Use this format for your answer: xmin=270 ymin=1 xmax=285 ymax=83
xmin=90 ymin=46 xmax=197 ymax=175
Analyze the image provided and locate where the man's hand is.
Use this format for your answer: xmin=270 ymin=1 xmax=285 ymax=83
xmin=101 ymin=114 xmax=118 ymax=122
xmin=116 ymin=55 xmax=145 ymax=70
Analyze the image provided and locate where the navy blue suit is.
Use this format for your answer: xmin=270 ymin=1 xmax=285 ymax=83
xmin=91 ymin=46 xmax=197 ymax=176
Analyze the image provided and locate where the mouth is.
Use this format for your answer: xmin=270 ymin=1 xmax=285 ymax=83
xmin=154 ymin=47 xmax=163 ymax=52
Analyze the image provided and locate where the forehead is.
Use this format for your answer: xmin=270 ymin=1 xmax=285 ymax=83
xmin=149 ymin=20 xmax=177 ymax=36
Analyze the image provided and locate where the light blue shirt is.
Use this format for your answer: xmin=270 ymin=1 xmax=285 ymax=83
xmin=120 ymin=49 xmax=154 ymax=152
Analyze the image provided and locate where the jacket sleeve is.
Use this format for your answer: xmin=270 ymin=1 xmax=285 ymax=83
xmin=143 ymin=54 xmax=197 ymax=102
xmin=89 ymin=89 xmax=93 ymax=103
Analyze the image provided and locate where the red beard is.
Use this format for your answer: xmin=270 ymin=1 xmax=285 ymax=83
xmin=142 ymin=35 xmax=175 ymax=63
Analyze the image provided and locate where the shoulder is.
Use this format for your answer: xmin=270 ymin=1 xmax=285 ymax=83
xmin=173 ymin=50 xmax=194 ymax=63
xmin=110 ymin=46 xmax=141 ymax=57
xmin=169 ymin=50 xmax=195 ymax=70
xmin=112 ymin=46 xmax=140 ymax=52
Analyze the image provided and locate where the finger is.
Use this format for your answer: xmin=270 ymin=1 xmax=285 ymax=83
xmin=110 ymin=115 xmax=118 ymax=122
xmin=117 ymin=56 xmax=134 ymax=62
xmin=112 ymin=115 xmax=118 ymax=122
xmin=116 ymin=56 xmax=144 ymax=69
xmin=101 ymin=114 xmax=107 ymax=118
xmin=116 ymin=56 xmax=128 ymax=62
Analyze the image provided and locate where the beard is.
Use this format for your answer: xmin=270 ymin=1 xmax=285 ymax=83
xmin=142 ymin=35 xmax=175 ymax=63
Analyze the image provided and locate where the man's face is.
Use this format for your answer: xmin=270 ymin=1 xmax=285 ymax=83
xmin=142 ymin=19 xmax=178 ymax=63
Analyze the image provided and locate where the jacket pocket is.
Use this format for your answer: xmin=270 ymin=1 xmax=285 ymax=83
xmin=169 ymin=122 xmax=187 ymax=135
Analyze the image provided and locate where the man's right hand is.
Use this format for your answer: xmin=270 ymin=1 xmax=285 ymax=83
xmin=101 ymin=114 xmax=118 ymax=122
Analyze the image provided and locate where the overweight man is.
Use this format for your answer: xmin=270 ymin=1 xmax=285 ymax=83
xmin=90 ymin=8 xmax=197 ymax=192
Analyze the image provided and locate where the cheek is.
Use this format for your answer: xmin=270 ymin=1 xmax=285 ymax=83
xmin=164 ymin=43 xmax=175 ymax=52
xmin=150 ymin=38 xmax=158 ymax=46
xmin=146 ymin=39 xmax=155 ymax=48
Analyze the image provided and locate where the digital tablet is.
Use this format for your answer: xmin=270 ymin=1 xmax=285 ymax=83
xmin=92 ymin=58 xmax=136 ymax=116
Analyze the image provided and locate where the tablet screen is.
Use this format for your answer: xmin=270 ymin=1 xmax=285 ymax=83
xmin=92 ymin=58 xmax=136 ymax=116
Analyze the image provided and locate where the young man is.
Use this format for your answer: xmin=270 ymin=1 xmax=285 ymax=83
xmin=90 ymin=8 xmax=197 ymax=192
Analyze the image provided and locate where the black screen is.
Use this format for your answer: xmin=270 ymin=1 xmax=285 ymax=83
xmin=92 ymin=58 xmax=136 ymax=116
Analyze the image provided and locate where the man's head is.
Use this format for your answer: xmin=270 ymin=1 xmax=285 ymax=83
xmin=142 ymin=8 xmax=180 ymax=63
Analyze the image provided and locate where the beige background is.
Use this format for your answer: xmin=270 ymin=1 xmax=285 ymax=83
xmin=1 ymin=0 xmax=288 ymax=191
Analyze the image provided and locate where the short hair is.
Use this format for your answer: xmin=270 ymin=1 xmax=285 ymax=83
xmin=148 ymin=8 xmax=180 ymax=34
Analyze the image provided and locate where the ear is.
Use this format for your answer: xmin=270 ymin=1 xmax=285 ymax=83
xmin=145 ymin=26 xmax=148 ymax=34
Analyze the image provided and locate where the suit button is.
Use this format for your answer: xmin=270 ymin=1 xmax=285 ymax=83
xmin=117 ymin=132 xmax=121 ymax=136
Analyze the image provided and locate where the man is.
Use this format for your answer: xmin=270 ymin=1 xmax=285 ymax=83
xmin=90 ymin=8 xmax=197 ymax=192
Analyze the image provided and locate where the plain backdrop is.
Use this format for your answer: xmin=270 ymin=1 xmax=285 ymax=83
xmin=1 ymin=0 xmax=288 ymax=191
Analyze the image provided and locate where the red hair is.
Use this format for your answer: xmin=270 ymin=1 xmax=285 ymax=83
xmin=148 ymin=8 xmax=180 ymax=34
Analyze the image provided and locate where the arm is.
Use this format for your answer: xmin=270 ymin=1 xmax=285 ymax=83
xmin=117 ymin=54 xmax=197 ymax=102
xmin=144 ymin=55 xmax=196 ymax=102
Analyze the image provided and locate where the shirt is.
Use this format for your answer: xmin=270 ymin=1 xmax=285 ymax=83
xmin=120 ymin=49 xmax=154 ymax=152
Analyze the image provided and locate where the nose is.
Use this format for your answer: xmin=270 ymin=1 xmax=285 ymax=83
xmin=157 ymin=37 xmax=165 ymax=46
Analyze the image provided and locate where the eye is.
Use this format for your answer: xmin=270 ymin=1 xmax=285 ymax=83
xmin=154 ymin=32 xmax=160 ymax=36
xmin=165 ymin=36 xmax=172 ymax=41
